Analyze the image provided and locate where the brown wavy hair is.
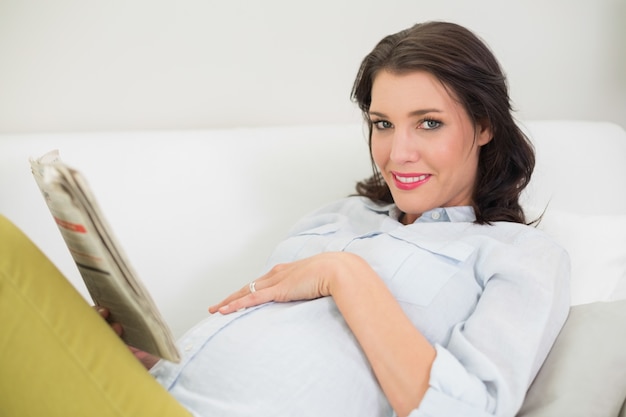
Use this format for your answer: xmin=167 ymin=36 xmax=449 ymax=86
xmin=351 ymin=21 xmax=535 ymax=224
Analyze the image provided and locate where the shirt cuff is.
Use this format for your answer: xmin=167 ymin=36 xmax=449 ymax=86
xmin=408 ymin=344 xmax=496 ymax=417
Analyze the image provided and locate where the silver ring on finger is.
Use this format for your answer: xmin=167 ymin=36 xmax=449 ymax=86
xmin=249 ymin=280 xmax=257 ymax=294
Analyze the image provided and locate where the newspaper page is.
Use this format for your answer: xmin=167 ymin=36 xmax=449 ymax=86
xmin=30 ymin=150 xmax=180 ymax=362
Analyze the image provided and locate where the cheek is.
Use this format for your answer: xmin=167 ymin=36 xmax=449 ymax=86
xmin=435 ymin=145 xmax=460 ymax=166
xmin=436 ymin=138 xmax=477 ymax=168
xmin=370 ymin=136 xmax=389 ymax=168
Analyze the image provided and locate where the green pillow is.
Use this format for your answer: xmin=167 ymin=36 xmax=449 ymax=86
xmin=0 ymin=214 xmax=190 ymax=417
xmin=517 ymin=300 xmax=626 ymax=417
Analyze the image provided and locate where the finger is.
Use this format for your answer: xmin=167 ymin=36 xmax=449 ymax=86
xmin=110 ymin=321 xmax=123 ymax=337
xmin=208 ymin=261 xmax=292 ymax=314
xmin=129 ymin=346 xmax=160 ymax=370
xmin=208 ymin=285 xmax=250 ymax=314
xmin=94 ymin=305 xmax=110 ymax=319
xmin=94 ymin=306 xmax=124 ymax=336
xmin=208 ymin=276 xmax=272 ymax=314
xmin=217 ymin=289 xmax=275 ymax=315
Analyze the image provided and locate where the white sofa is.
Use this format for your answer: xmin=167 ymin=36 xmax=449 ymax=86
xmin=1 ymin=120 xmax=625 ymax=416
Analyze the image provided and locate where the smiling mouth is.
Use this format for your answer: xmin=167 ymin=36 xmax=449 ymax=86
xmin=392 ymin=173 xmax=431 ymax=190
xmin=395 ymin=174 xmax=428 ymax=183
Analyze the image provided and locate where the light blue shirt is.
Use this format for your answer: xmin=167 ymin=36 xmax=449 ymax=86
xmin=151 ymin=197 xmax=570 ymax=417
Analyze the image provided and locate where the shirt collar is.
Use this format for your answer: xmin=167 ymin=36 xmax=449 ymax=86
xmin=361 ymin=198 xmax=476 ymax=224
xmin=416 ymin=206 xmax=476 ymax=223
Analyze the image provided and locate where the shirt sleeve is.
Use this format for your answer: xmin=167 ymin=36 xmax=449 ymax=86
xmin=410 ymin=229 xmax=571 ymax=417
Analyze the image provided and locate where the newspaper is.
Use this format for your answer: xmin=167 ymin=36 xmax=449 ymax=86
xmin=30 ymin=150 xmax=181 ymax=362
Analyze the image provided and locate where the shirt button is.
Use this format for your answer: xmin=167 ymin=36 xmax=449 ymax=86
xmin=431 ymin=211 xmax=441 ymax=220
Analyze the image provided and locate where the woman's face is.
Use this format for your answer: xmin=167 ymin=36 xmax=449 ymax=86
xmin=369 ymin=70 xmax=492 ymax=224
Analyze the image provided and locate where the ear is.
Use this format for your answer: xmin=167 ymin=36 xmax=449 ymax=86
xmin=476 ymin=119 xmax=493 ymax=146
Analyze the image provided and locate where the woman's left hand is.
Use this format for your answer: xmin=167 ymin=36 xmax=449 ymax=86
xmin=208 ymin=252 xmax=359 ymax=315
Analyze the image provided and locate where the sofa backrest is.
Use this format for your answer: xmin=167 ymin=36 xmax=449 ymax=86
xmin=1 ymin=120 xmax=624 ymax=336
xmin=521 ymin=120 xmax=626 ymax=214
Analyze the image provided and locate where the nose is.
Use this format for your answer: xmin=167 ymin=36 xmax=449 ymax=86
xmin=389 ymin=127 xmax=420 ymax=164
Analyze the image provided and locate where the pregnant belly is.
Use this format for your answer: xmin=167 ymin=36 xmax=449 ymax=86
xmin=164 ymin=298 xmax=391 ymax=416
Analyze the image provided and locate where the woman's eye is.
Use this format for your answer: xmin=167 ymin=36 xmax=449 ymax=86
xmin=420 ymin=119 xmax=441 ymax=130
xmin=373 ymin=120 xmax=393 ymax=130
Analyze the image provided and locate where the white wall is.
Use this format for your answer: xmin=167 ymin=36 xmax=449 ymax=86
xmin=0 ymin=0 xmax=624 ymax=133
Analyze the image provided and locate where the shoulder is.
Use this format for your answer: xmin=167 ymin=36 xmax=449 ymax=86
xmin=474 ymin=221 xmax=566 ymax=251
xmin=458 ymin=221 xmax=571 ymax=283
xmin=469 ymin=221 xmax=571 ymax=289
xmin=286 ymin=197 xmax=388 ymax=233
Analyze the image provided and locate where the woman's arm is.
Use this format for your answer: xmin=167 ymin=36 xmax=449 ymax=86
xmin=209 ymin=251 xmax=436 ymax=417
xmin=329 ymin=253 xmax=436 ymax=416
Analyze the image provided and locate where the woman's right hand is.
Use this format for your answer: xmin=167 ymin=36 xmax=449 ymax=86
xmin=94 ymin=306 xmax=160 ymax=370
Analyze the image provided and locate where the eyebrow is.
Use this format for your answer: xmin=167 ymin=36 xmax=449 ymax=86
xmin=368 ymin=109 xmax=443 ymax=118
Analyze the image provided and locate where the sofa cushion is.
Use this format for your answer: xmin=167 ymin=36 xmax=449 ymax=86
xmin=0 ymin=214 xmax=190 ymax=417
xmin=517 ymin=300 xmax=626 ymax=417
xmin=530 ymin=208 xmax=626 ymax=305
